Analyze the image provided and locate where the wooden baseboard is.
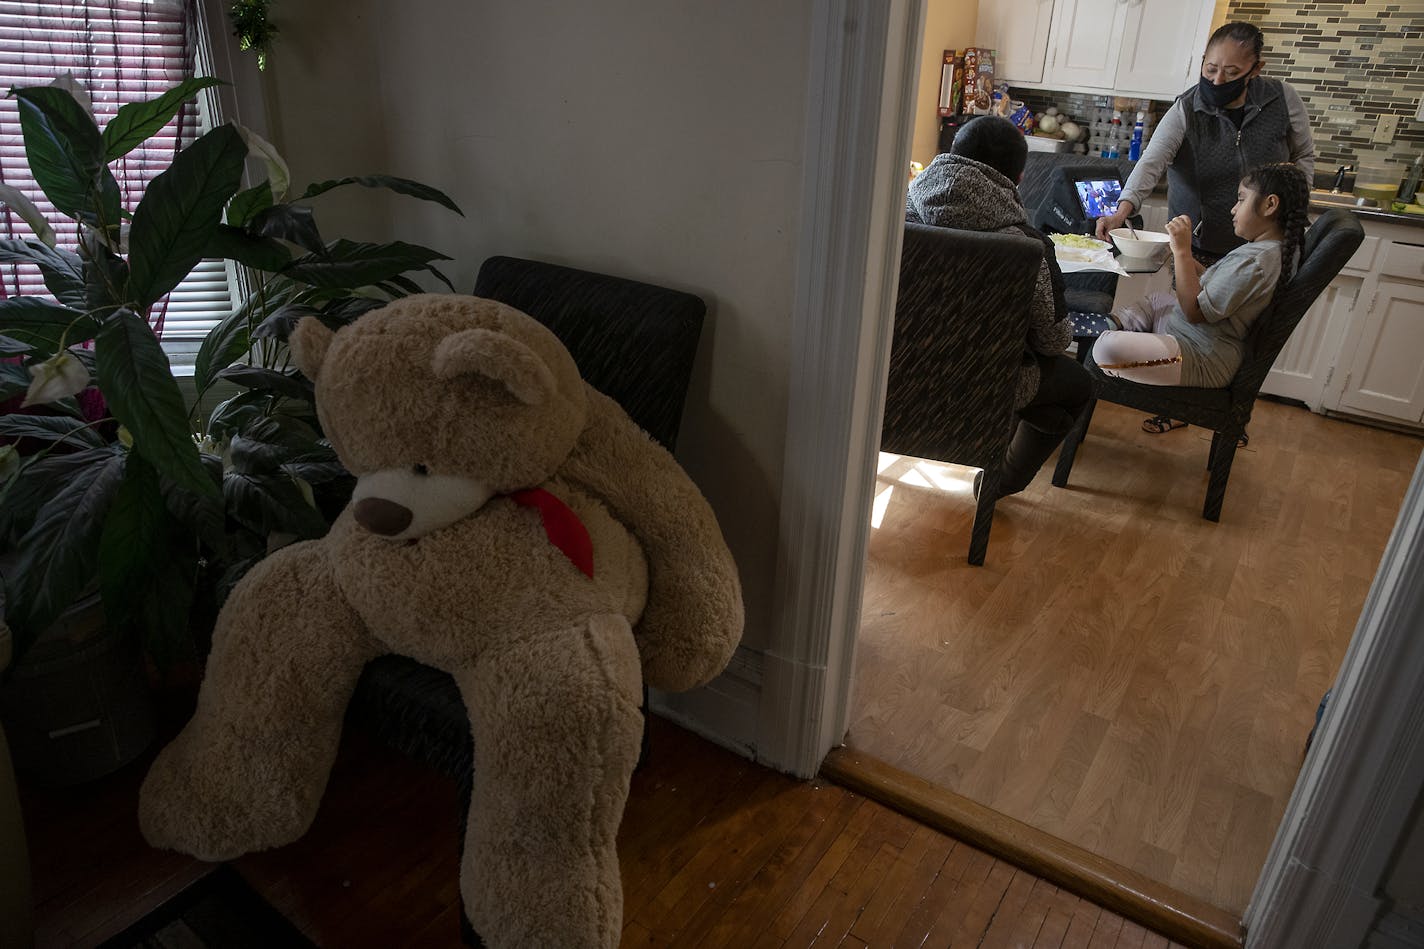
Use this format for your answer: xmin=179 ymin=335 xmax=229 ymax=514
xmin=820 ymin=745 xmax=1242 ymax=949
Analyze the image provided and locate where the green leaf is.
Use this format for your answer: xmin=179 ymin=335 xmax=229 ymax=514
xmin=81 ymin=232 xmax=130 ymax=315
xmin=224 ymin=470 xmax=330 ymax=540
xmin=161 ymin=457 xmax=228 ymax=556
xmin=2 ymin=447 xmax=125 ymax=654
xmin=136 ymin=533 xmax=199 ymax=668
xmin=0 ymin=414 xmax=105 ymax=448
xmin=11 ymin=86 xmax=104 ymax=220
xmin=0 ymin=447 xmax=117 ymax=546
xmin=205 ymin=388 xmax=269 ymax=441
xmin=95 ymin=311 xmax=218 ymax=498
xmin=227 ymin=182 xmax=274 ymax=228
xmin=250 ymin=204 xmax=324 ymax=256
xmin=0 ymin=334 xmax=35 ymax=355
xmin=282 ymin=240 xmax=452 ymax=290
xmin=101 ymin=77 xmax=223 ymax=162
xmin=97 ymin=453 xmax=167 ymax=632
xmin=127 ymin=123 xmax=248 ymax=310
xmin=250 ymin=301 xmax=319 ymax=342
xmin=0 ymin=362 xmax=28 ymax=402
xmin=301 ymin=175 xmax=464 ymax=216
xmin=0 ymin=238 xmax=85 ymax=307
xmin=0 ymin=184 xmax=58 ymax=247
xmin=218 ymin=364 xmax=315 ymax=402
xmin=195 ymin=303 xmax=255 ymax=394
xmin=0 ymin=297 xmax=96 ymax=354
xmin=206 ymin=223 xmax=293 ymax=271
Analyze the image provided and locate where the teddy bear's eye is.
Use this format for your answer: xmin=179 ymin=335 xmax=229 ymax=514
xmin=412 ymin=464 xmax=429 ymax=476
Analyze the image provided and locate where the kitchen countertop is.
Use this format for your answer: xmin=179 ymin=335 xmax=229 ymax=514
xmin=1313 ymin=202 xmax=1424 ymax=230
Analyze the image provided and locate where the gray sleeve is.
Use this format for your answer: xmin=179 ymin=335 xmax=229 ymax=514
xmin=1197 ymin=250 xmax=1274 ymax=324
xmin=1119 ymin=99 xmax=1186 ymax=211
xmin=1283 ymin=82 xmax=1316 ymax=183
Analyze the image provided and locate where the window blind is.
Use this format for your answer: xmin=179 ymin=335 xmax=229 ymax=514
xmin=0 ymin=0 xmax=236 ymax=370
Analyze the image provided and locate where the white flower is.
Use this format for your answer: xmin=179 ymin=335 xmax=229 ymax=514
xmin=21 ymin=350 xmax=89 ymax=407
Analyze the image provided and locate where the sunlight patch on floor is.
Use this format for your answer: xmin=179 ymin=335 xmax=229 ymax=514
xmin=876 ymin=452 xmax=978 ymax=495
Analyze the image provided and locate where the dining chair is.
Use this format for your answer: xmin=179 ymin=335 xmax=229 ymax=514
xmin=1051 ymin=208 xmax=1366 ymax=521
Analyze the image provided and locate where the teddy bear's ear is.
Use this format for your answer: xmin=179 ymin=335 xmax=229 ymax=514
xmin=431 ymin=328 xmax=556 ymax=405
xmin=289 ymin=317 xmax=336 ymax=382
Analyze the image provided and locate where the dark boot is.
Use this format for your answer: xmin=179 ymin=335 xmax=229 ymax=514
xmin=996 ymin=423 xmax=1068 ymax=498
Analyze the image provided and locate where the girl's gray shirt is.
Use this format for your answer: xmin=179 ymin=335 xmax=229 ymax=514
xmin=1167 ymin=238 xmax=1282 ymax=387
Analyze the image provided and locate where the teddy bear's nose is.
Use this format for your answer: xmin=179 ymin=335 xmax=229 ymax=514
xmin=354 ymin=497 xmax=414 ymax=536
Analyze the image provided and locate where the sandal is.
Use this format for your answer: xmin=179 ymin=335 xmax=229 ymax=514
xmin=1142 ymin=415 xmax=1187 ymax=434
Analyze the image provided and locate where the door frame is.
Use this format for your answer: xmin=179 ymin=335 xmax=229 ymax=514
xmin=770 ymin=1 xmax=1424 ymax=944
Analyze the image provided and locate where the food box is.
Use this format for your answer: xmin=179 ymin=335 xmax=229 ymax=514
xmin=961 ymin=47 xmax=996 ymax=115
xmin=937 ymin=50 xmax=963 ymax=118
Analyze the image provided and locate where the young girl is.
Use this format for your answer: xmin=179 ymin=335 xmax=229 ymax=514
xmin=1093 ymin=162 xmax=1310 ymax=387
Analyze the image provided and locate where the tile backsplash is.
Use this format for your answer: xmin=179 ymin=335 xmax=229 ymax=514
xmin=1228 ymin=0 xmax=1424 ymax=182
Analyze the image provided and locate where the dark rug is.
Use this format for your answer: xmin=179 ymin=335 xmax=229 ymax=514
xmin=98 ymin=865 xmax=314 ymax=949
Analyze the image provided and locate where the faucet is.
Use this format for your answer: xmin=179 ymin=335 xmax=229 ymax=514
xmin=1331 ymin=164 xmax=1354 ymax=194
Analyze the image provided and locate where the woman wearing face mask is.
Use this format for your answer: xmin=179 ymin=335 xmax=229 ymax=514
xmin=1094 ymin=20 xmax=1314 ymax=436
xmin=1096 ymin=21 xmax=1315 ymax=264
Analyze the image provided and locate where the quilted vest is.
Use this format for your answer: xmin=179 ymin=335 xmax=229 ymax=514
xmin=1167 ymin=76 xmax=1294 ymax=256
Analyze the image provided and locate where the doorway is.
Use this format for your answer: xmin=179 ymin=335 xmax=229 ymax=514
xmin=771 ymin=0 xmax=1424 ymax=941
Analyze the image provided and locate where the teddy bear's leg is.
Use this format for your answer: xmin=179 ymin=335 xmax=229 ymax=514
xmin=139 ymin=541 xmax=382 ymax=861
xmin=454 ymin=612 xmax=643 ymax=949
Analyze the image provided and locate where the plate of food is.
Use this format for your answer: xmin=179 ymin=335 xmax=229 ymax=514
xmin=1048 ymin=232 xmax=1126 ymax=274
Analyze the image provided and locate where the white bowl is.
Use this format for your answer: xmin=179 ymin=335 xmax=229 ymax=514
xmin=1109 ymin=227 xmax=1170 ymax=260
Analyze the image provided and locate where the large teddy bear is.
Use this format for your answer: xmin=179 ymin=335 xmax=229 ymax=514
xmin=138 ymin=293 xmax=744 ymax=948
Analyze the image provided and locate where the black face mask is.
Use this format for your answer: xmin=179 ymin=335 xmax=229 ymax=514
xmin=1199 ymin=73 xmax=1250 ymax=109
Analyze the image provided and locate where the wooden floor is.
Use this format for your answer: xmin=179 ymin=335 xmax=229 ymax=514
xmin=850 ymin=399 xmax=1422 ymax=916
xmin=19 ymin=715 xmax=1199 ymax=948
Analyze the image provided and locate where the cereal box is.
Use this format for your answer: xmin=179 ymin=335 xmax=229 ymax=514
xmin=937 ymin=50 xmax=963 ymax=118
xmin=961 ymin=47 xmax=996 ymax=115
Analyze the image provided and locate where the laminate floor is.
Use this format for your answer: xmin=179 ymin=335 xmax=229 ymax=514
xmin=849 ymin=399 xmax=1422 ymax=915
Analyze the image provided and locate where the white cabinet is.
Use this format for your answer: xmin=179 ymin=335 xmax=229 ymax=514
xmin=1114 ymin=0 xmax=1211 ymax=98
xmin=1262 ymin=218 xmax=1424 ymax=430
xmin=977 ymin=0 xmax=1055 ymax=85
xmin=982 ymin=0 xmax=1213 ymax=99
xmin=1335 ymin=277 xmax=1424 ymax=422
xmin=1042 ymin=0 xmax=1128 ymax=89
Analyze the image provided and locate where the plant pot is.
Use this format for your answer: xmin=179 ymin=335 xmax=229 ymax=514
xmin=0 ymin=594 xmax=155 ymax=787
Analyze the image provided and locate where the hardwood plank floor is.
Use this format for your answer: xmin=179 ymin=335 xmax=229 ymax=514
xmin=850 ymin=399 xmax=1422 ymax=915
xmin=19 ymin=715 xmax=1199 ymax=948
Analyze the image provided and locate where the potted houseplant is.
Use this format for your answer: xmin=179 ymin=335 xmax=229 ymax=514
xmin=0 ymin=76 xmax=462 ymax=781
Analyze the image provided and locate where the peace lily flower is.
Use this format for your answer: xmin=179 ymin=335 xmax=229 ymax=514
xmin=21 ymin=350 xmax=89 ymax=408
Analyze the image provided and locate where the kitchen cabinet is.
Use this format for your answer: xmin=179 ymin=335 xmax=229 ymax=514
xmin=977 ymin=0 xmax=1055 ymax=85
xmin=1260 ymin=217 xmax=1424 ymax=430
xmin=982 ymin=0 xmax=1213 ymax=99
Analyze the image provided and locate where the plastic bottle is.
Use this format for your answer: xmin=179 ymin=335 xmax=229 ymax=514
xmin=1106 ymin=111 xmax=1122 ymax=159
xmin=1128 ymin=111 xmax=1145 ymax=161
xmin=1397 ymin=154 xmax=1423 ymax=202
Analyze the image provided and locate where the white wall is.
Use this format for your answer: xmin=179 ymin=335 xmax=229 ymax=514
xmin=258 ymin=0 xmax=816 ymax=657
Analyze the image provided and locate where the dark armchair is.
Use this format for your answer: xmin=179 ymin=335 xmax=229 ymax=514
xmin=347 ymin=256 xmax=707 ymax=775
xmin=1051 ymin=208 xmax=1366 ymax=520
xmin=880 ymin=222 xmax=1044 ymax=564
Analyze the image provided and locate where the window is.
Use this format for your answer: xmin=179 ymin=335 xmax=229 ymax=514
xmin=0 ymin=0 xmax=238 ymax=371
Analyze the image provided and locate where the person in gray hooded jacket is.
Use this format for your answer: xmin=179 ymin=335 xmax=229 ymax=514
xmin=906 ymin=116 xmax=1090 ymax=499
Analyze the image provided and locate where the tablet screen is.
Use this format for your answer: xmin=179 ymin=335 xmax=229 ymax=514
xmin=1074 ymin=178 xmax=1122 ymax=219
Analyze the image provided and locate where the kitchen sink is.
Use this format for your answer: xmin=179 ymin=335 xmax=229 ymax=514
xmin=1310 ymin=190 xmax=1371 ymax=208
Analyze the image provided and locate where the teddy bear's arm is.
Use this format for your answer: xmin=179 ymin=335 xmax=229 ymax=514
xmin=560 ymin=387 xmax=743 ymax=693
xmin=139 ymin=540 xmax=384 ymax=861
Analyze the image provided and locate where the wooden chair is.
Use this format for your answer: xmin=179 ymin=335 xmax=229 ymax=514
xmin=880 ymin=222 xmax=1044 ymax=565
xmin=1051 ymin=208 xmax=1366 ymax=521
